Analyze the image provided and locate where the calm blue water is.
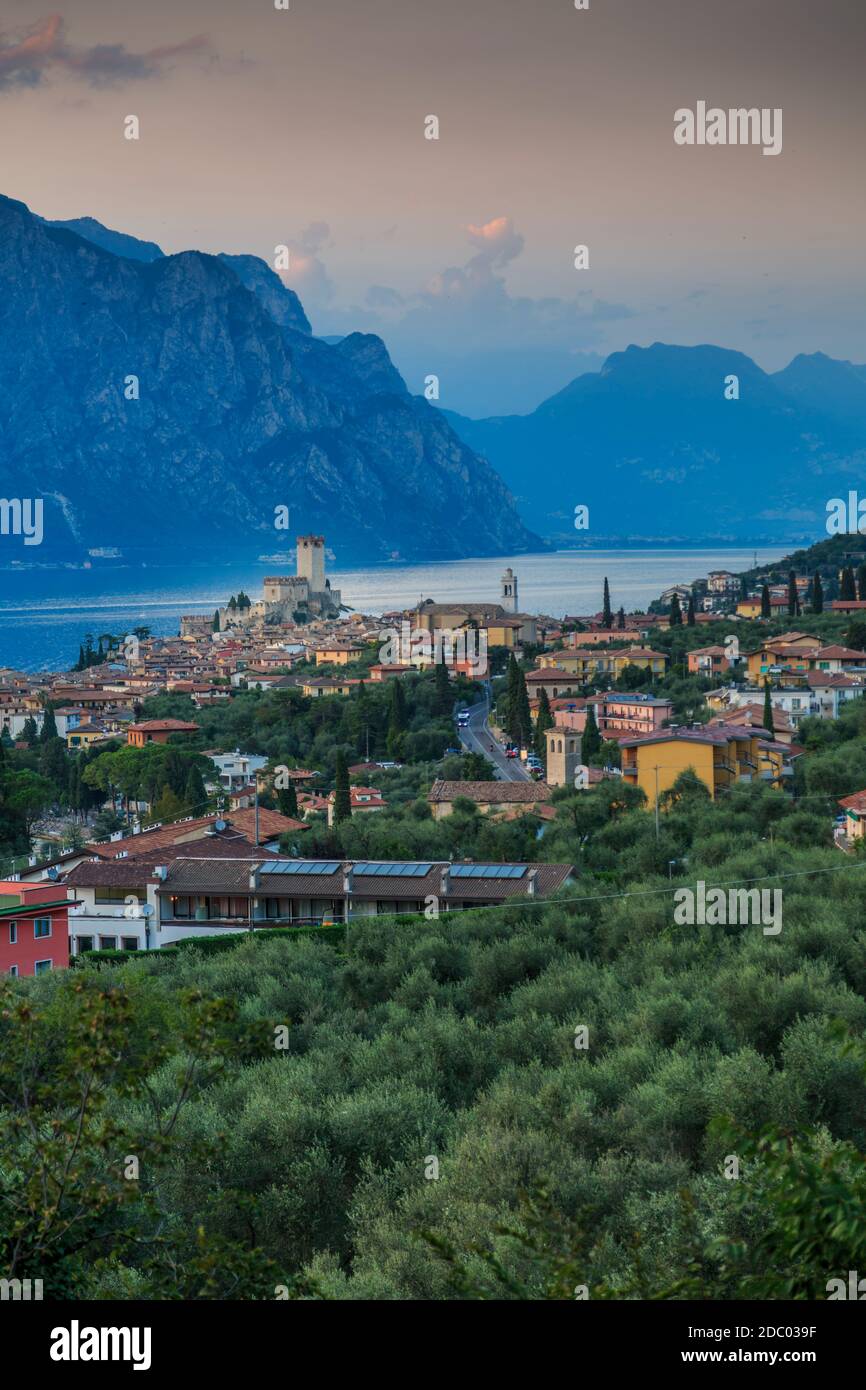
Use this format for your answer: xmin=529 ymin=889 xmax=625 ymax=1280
xmin=0 ymin=548 xmax=789 ymax=672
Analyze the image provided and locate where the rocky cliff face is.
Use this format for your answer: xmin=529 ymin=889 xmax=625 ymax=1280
xmin=0 ymin=195 xmax=539 ymax=562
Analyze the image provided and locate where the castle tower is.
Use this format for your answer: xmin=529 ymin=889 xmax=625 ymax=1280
xmin=545 ymin=727 xmax=581 ymax=788
xmin=501 ymin=567 xmax=518 ymax=614
xmin=297 ymin=535 xmax=325 ymax=593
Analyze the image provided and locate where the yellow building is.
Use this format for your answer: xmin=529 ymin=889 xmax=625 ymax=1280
xmin=66 ymin=724 xmax=112 ymax=750
xmin=620 ymin=725 xmax=785 ymax=808
xmin=314 ymin=643 xmax=365 ymax=666
xmin=301 ymin=677 xmax=360 ymax=698
xmin=537 ymin=647 xmax=668 ymax=681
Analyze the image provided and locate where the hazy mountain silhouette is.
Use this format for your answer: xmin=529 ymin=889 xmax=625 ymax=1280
xmin=1 ymin=196 xmax=540 ymax=563
xmin=446 ymin=343 xmax=866 ymax=543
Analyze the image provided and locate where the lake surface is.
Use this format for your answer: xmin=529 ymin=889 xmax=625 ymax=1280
xmin=0 ymin=547 xmax=789 ymax=672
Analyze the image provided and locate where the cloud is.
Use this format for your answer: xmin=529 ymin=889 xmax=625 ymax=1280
xmin=279 ymin=223 xmax=335 ymax=306
xmin=0 ymin=14 xmax=214 ymax=91
xmin=306 ymin=216 xmax=631 ymax=414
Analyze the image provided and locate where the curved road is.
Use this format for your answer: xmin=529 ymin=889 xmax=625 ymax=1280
xmin=457 ymin=698 xmax=534 ymax=782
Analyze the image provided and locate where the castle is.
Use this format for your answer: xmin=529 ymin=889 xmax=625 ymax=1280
xmin=216 ymin=536 xmax=342 ymax=631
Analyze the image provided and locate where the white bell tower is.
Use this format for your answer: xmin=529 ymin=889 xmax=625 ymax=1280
xmin=501 ymin=567 xmax=518 ymax=613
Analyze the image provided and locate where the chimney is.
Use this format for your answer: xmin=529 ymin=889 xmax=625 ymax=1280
xmin=343 ymin=863 xmax=354 ymax=896
xmin=154 ymin=865 xmax=168 ymax=882
xmin=440 ymin=864 xmax=450 ymax=897
xmin=527 ymin=868 xmax=538 ymax=898
xmin=248 ymin=865 xmax=260 ymax=891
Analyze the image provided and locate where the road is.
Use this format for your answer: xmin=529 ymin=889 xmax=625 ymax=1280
xmin=457 ymin=698 xmax=534 ymax=782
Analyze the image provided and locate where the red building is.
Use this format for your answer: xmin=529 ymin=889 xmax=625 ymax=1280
xmin=0 ymin=881 xmax=76 ymax=978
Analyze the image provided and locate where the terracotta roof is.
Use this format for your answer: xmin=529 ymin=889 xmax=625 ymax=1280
xmin=85 ymin=808 xmax=306 ymax=859
xmin=428 ymin=780 xmax=552 ymax=804
xmin=128 ymin=719 xmax=200 ymax=733
xmin=813 ymin=646 xmax=866 ymax=660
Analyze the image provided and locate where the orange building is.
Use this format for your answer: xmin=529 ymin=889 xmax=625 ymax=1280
xmin=127 ymin=718 xmax=200 ymax=747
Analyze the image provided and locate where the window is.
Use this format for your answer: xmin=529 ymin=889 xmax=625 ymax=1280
xmin=121 ymin=938 xmax=138 ymax=951
xmin=95 ymin=886 xmax=145 ymax=904
xmin=9 ymin=922 xmax=16 ymax=944
xmin=33 ymin=918 xmax=51 ymax=939
xmin=77 ymin=936 xmax=94 ymax=954
xmin=34 ymin=960 xmax=52 ymax=974
xmin=8 ymin=965 xmax=18 ymax=977
xmin=99 ymin=936 xmax=118 ymax=950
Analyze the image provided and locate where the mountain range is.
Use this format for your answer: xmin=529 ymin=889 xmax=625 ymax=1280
xmin=445 ymin=343 xmax=866 ymax=544
xmin=0 ymin=196 xmax=539 ymax=564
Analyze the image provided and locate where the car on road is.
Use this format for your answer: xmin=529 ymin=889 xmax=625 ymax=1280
xmin=505 ymin=747 xmax=518 ymax=759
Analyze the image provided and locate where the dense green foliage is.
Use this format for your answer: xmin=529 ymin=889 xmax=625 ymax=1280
xmin=4 ymin=767 xmax=866 ymax=1299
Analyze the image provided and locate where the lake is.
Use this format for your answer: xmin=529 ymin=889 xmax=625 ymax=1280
xmin=0 ymin=547 xmax=790 ymax=672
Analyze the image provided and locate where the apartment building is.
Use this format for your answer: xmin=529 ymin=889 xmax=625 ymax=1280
xmin=0 ymin=881 xmax=77 ymax=977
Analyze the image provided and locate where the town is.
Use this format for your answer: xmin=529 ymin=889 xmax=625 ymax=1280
xmin=3 ymin=533 xmax=866 ymax=973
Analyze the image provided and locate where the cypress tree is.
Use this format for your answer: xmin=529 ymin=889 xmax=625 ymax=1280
xmin=812 ymin=571 xmax=824 ymax=615
xmin=277 ymin=780 xmax=299 ymax=818
xmin=840 ymin=567 xmax=857 ymax=601
xmin=388 ymin=679 xmax=408 ymax=735
xmin=40 ymin=706 xmax=58 ymax=742
xmin=858 ymin=565 xmax=866 ymax=602
xmin=183 ymin=763 xmax=207 ymax=812
xmin=669 ymin=594 xmax=682 ymax=627
xmin=434 ymin=660 xmax=451 ymax=716
xmin=616 ymin=607 xmax=626 ymax=631
xmin=581 ymin=704 xmax=602 ymax=765
xmin=761 ymin=584 xmax=772 ymax=619
xmin=762 ymin=679 xmax=775 ymax=739
xmin=602 ymin=578 xmax=612 ymax=629
xmin=787 ymin=570 xmax=800 ymax=616
xmin=333 ymin=751 xmax=351 ymax=823
xmin=686 ymin=593 xmax=696 ymax=626
xmin=534 ymin=688 xmax=554 ymax=760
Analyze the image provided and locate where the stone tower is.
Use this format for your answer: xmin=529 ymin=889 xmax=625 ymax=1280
xmin=501 ymin=566 xmax=518 ymax=614
xmin=545 ymin=727 xmax=581 ymax=788
xmin=297 ymin=534 xmax=325 ymax=593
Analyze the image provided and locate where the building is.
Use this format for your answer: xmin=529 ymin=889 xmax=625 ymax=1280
xmin=545 ymin=727 xmax=582 ymax=788
xmin=327 ymin=786 xmax=387 ymax=825
xmin=619 ymin=725 xmax=791 ymax=808
xmin=707 ymin=571 xmax=741 ymax=595
xmin=838 ymin=790 xmax=866 ymax=847
xmin=314 ymin=641 xmax=365 ymax=666
xmin=0 ymin=880 xmax=77 ymax=977
xmin=127 ymin=719 xmax=200 ymax=747
xmin=208 ymin=751 xmax=269 ymax=791
xmin=589 ymin=692 xmax=673 ymax=737
xmin=427 ymin=780 xmax=552 ymax=820
xmin=152 ymin=856 xmax=574 ymax=935
xmin=535 ymin=648 xmax=668 ymax=684
xmin=501 ymin=567 xmax=519 ymax=614
xmin=687 ymin=645 xmax=735 ymax=676
xmin=297 ymin=534 xmax=326 ymax=592
xmin=217 ymin=535 xmax=342 ymax=631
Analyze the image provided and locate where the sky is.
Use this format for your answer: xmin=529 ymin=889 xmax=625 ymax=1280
xmin=2 ymin=0 xmax=865 ymax=415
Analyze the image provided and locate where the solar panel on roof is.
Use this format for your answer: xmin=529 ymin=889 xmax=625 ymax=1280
xmin=353 ymin=861 xmax=432 ymax=877
xmin=450 ymin=863 xmax=528 ymax=879
xmin=266 ymin=860 xmax=340 ymax=875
